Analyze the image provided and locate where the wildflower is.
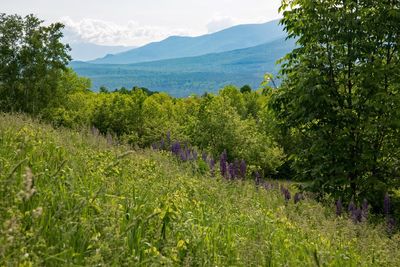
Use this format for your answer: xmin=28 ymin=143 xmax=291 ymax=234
xmin=19 ymin=167 xmax=36 ymax=201
xmin=192 ymin=150 xmax=198 ymax=161
xmin=351 ymin=208 xmax=362 ymax=223
xmin=283 ymin=188 xmax=291 ymax=202
xmin=263 ymin=182 xmax=270 ymax=190
xmin=106 ymin=132 xmax=113 ymax=145
xmin=202 ymin=152 xmax=208 ymax=162
xmin=254 ymin=171 xmax=261 ymax=186
xmin=348 ymin=198 xmax=356 ymax=213
xmin=239 ymin=160 xmax=247 ymax=179
xmin=335 ymin=198 xmax=343 ymax=216
xmin=209 ymin=158 xmax=215 ymax=177
xmin=32 ymin=207 xmax=43 ymax=218
xmin=294 ymin=192 xmax=303 ymax=204
xmin=166 ymin=131 xmax=171 ymax=143
xmin=384 ymin=193 xmax=390 ymax=215
xmin=171 ymin=142 xmax=181 ymax=155
xmin=361 ymin=199 xmax=369 ymax=221
xmin=228 ymin=163 xmax=236 ymax=180
xmin=220 ymin=150 xmax=228 ymax=177
xmin=160 ymin=138 xmax=165 ymax=150
xmin=387 ymin=217 xmax=396 ymax=235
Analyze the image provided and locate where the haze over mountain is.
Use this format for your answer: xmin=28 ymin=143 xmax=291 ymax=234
xmin=68 ymin=43 xmax=135 ymax=61
xmin=71 ymin=37 xmax=295 ymax=97
xmin=90 ymin=20 xmax=285 ymax=64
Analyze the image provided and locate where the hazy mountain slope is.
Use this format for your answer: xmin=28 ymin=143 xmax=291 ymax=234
xmin=68 ymin=43 xmax=135 ymax=61
xmin=71 ymin=37 xmax=296 ymax=96
xmin=90 ymin=20 xmax=285 ymax=64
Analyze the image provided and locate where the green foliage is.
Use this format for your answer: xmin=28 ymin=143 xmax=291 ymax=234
xmin=272 ymin=0 xmax=400 ymax=203
xmin=0 ymin=14 xmax=72 ymax=114
xmin=1 ymin=114 xmax=399 ymax=266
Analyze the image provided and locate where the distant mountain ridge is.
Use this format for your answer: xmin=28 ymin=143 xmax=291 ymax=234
xmin=71 ymin=37 xmax=296 ymax=97
xmin=68 ymin=43 xmax=135 ymax=61
xmin=90 ymin=19 xmax=285 ymax=64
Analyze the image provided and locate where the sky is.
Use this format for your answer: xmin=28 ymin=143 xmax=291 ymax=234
xmin=2 ymin=0 xmax=282 ymax=47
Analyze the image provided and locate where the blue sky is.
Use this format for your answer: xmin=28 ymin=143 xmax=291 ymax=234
xmin=3 ymin=0 xmax=282 ymax=46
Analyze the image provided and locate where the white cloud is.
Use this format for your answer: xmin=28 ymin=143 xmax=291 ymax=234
xmin=206 ymin=16 xmax=237 ymax=33
xmin=61 ymin=17 xmax=195 ymax=46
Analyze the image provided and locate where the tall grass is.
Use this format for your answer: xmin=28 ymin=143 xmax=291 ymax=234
xmin=0 ymin=113 xmax=399 ymax=266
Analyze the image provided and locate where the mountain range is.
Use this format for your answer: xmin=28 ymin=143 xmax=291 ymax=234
xmin=68 ymin=43 xmax=135 ymax=61
xmin=90 ymin=19 xmax=285 ymax=64
xmin=70 ymin=19 xmax=295 ymax=96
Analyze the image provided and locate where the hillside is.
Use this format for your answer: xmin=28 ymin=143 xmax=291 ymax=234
xmin=1 ymin=114 xmax=400 ymax=266
xmin=71 ymin=37 xmax=296 ymax=96
xmin=90 ymin=20 xmax=285 ymax=64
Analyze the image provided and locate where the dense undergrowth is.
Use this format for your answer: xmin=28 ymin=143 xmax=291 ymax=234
xmin=0 ymin=113 xmax=399 ymax=266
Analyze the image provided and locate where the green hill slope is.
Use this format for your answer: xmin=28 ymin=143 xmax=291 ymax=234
xmin=1 ymin=114 xmax=399 ymax=266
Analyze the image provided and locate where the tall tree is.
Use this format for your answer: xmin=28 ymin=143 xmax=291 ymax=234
xmin=272 ymin=0 xmax=400 ymax=204
xmin=0 ymin=14 xmax=71 ymax=113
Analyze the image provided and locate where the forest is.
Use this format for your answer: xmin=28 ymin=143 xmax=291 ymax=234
xmin=1 ymin=0 xmax=400 ymax=265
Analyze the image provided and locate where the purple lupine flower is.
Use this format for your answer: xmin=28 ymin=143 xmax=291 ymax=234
xmin=336 ymin=198 xmax=343 ymax=216
xmin=160 ymin=138 xmax=165 ymax=150
xmin=239 ymin=160 xmax=247 ymax=179
xmin=166 ymin=131 xmax=171 ymax=143
xmin=294 ymin=192 xmax=303 ymax=204
xmin=263 ymin=182 xmax=272 ymax=190
xmin=209 ymin=158 xmax=215 ymax=177
xmin=151 ymin=143 xmax=158 ymax=150
xmin=234 ymin=159 xmax=240 ymax=177
xmin=202 ymin=152 xmax=208 ymax=162
xmin=348 ymin=199 xmax=356 ymax=213
xmin=228 ymin=163 xmax=236 ymax=180
xmin=180 ymin=151 xmax=187 ymax=161
xmin=387 ymin=217 xmax=396 ymax=235
xmin=351 ymin=208 xmax=362 ymax=223
xmin=384 ymin=193 xmax=390 ymax=215
xmin=106 ymin=132 xmax=113 ymax=145
xmin=192 ymin=149 xmax=198 ymax=161
xmin=254 ymin=171 xmax=261 ymax=186
xmin=220 ymin=150 xmax=228 ymax=177
xmin=283 ymin=188 xmax=291 ymax=202
xmin=171 ymin=141 xmax=181 ymax=155
xmin=361 ymin=199 xmax=369 ymax=221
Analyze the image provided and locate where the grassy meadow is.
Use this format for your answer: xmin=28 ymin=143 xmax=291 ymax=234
xmin=0 ymin=113 xmax=399 ymax=266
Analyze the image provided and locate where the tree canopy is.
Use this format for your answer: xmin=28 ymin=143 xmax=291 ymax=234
xmin=0 ymin=13 xmax=77 ymax=114
xmin=272 ymin=0 xmax=400 ymax=205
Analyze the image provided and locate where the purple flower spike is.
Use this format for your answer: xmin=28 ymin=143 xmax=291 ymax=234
xmin=294 ymin=192 xmax=303 ymax=204
xmin=351 ymin=208 xmax=362 ymax=223
xmin=361 ymin=199 xmax=369 ymax=221
xmin=151 ymin=143 xmax=158 ymax=150
xmin=166 ymin=131 xmax=171 ymax=143
xmin=348 ymin=199 xmax=356 ymax=213
xmin=228 ymin=163 xmax=236 ymax=180
xmin=283 ymin=188 xmax=291 ymax=202
xmin=220 ymin=150 xmax=228 ymax=177
xmin=254 ymin=171 xmax=261 ymax=185
xmin=202 ymin=152 xmax=208 ymax=162
xmin=387 ymin=217 xmax=396 ymax=235
xmin=240 ymin=160 xmax=247 ymax=179
xmin=209 ymin=158 xmax=215 ymax=177
xmin=171 ymin=141 xmax=181 ymax=155
xmin=160 ymin=138 xmax=165 ymax=150
xmin=335 ymin=198 xmax=343 ymax=216
xmin=384 ymin=193 xmax=390 ymax=215
xmin=192 ymin=150 xmax=198 ymax=160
